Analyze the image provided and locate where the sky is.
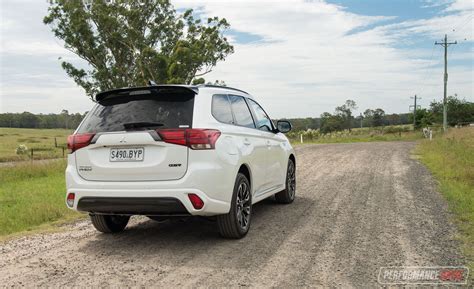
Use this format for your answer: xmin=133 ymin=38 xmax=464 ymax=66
xmin=0 ymin=0 xmax=472 ymax=118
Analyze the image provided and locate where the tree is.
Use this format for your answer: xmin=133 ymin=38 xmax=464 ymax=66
xmin=386 ymin=113 xmax=400 ymax=126
xmin=0 ymin=111 xmax=86 ymax=129
xmin=208 ymin=80 xmax=227 ymax=86
xmin=335 ymin=100 xmax=357 ymax=131
xmin=44 ymin=0 xmax=234 ymax=99
xmin=429 ymin=95 xmax=474 ymax=126
xmin=409 ymin=108 xmax=433 ymax=129
xmin=363 ymin=109 xmax=374 ymax=127
xmin=372 ymin=108 xmax=385 ymax=127
xmin=320 ymin=112 xmax=344 ymax=134
xmin=363 ymin=108 xmax=385 ymax=127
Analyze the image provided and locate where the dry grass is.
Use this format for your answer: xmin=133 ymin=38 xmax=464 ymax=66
xmin=0 ymin=128 xmax=72 ymax=162
xmin=416 ymin=127 xmax=474 ymax=280
xmin=289 ymin=125 xmax=426 ymax=145
xmin=0 ymin=160 xmax=82 ymax=236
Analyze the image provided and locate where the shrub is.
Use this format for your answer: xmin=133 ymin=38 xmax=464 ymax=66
xmin=15 ymin=144 xmax=29 ymax=155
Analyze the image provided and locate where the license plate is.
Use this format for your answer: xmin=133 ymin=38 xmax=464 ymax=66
xmin=109 ymin=147 xmax=144 ymax=162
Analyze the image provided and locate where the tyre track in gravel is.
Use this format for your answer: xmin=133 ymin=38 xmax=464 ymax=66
xmin=0 ymin=142 xmax=465 ymax=287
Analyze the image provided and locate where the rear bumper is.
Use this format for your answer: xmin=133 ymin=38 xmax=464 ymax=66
xmin=77 ymin=197 xmax=189 ymax=216
xmin=65 ymin=154 xmax=233 ymax=216
xmin=67 ymin=187 xmax=230 ymax=216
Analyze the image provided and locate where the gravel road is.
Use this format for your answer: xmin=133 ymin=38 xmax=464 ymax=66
xmin=0 ymin=142 xmax=465 ymax=287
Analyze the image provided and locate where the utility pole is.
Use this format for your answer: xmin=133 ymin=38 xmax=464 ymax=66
xmin=435 ymin=34 xmax=457 ymax=131
xmin=410 ymin=95 xmax=420 ymax=129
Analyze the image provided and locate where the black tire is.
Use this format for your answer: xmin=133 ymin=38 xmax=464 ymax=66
xmin=90 ymin=214 xmax=130 ymax=233
xmin=217 ymin=173 xmax=252 ymax=239
xmin=275 ymin=158 xmax=296 ymax=204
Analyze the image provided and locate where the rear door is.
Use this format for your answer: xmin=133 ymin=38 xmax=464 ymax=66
xmin=227 ymin=95 xmax=271 ymax=194
xmin=246 ymin=99 xmax=286 ymax=189
xmin=74 ymin=88 xmax=194 ymax=182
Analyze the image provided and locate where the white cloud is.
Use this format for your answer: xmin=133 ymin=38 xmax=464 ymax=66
xmin=445 ymin=0 xmax=473 ymax=12
xmin=1 ymin=40 xmax=67 ymax=56
xmin=173 ymin=0 xmax=473 ymax=117
xmin=0 ymin=0 xmax=473 ymax=117
xmin=0 ymin=84 xmax=93 ymax=114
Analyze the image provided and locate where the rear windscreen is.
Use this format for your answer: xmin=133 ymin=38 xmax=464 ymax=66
xmin=77 ymin=93 xmax=194 ymax=133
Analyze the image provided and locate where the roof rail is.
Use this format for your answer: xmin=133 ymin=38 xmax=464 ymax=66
xmin=198 ymin=84 xmax=249 ymax=95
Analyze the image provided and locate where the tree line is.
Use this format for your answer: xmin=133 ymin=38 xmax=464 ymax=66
xmin=0 ymin=110 xmax=85 ymax=129
xmin=284 ymin=95 xmax=473 ymax=133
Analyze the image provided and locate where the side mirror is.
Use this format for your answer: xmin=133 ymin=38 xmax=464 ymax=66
xmin=276 ymin=120 xmax=292 ymax=133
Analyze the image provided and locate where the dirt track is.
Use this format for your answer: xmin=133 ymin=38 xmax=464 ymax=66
xmin=0 ymin=142 xmax=465 ymax=287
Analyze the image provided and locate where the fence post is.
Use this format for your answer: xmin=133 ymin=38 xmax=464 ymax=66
xmin=54 ymin=137 xmax=58 ymax=148
xmin=429 ymin=130 xmax=433 ymax=141
xmin=300 ymin=134 xmax=303 ymax=144
xmin=62 ymin=147 xmax=65 ymax=158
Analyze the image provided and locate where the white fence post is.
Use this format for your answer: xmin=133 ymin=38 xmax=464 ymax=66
xmin=300 ymin=134 xmax=303 ymax=144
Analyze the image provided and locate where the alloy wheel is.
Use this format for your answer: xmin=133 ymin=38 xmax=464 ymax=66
xmin=235 ymin=181 xmax=251 ymax=230
xmin=287 ymin=161 xmax=296 ymax=199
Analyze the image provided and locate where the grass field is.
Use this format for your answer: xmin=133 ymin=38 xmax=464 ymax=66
xmin=416 ymin=127 xmax=474 ymax=279
xmin=0 ymin=160 xmax=82 ymax=237
xmin=0 ymin=128 xmax=72 ymax=162
xmin=288 ymin=125 xmax=427 ymax=145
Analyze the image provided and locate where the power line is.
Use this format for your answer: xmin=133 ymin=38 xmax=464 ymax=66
xmin=452 ymin=13 xmax=474 ymax=33
xmin=418 ymin=43 xmax=439 ymax=89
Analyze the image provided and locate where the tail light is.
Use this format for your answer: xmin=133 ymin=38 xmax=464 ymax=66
xmin=66 ymin=193 xmax=75 ymax=207
xmin=67 ymin=133 xmax=95 ymax=153
xmin=188 ymin=193 xmax=204 ymax=210
xmin=157 ymin=129 xmax=220 ymax=150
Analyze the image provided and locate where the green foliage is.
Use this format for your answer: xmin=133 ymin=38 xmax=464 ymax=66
xmin=319 ymin=99 xmax=357 ymax=133
xmin=0 ymin=111 xmax=85 ymax=129
xmin=44 ymin=0 xmax=234 ymax=98
xmin=0 ymin=128 xmax=71 ymax=162
xmin=320 ymin=112 xmax=344 ymax=134
xmin=280 ymin=117 xmax=320 ymax=131
xmin=363 ymin=108 xmax=385 ymax=127
xmin=207 ymin=79 xmax=227 ymax=86
xmin=429 ymin=95 xmax=474 ymax=126
xmin=335 ymin=100 xmax=357 ymax=131
xmin=0 ymin=160 xmax=82 ymax=236
xmin=287 ymin=125 xmax=420 ymax=144
xmin=416 ymin=127 xmax=474 ymax=279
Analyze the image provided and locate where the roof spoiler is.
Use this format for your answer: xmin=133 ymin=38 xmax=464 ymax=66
xmin=95 ymin=85 xmax=198 ymax=103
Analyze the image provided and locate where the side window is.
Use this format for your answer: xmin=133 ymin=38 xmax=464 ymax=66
xmin=212 ymin=94 xmax=233 ymax=124
xmin=228 ymin=95 xmax=255 ymax=128
xmin=247 ymin=99 xmax=273 ymax=132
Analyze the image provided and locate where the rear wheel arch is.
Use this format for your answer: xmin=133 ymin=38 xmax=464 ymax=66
xmin=275 ymin=156 xmax=296 ymax=204
xmin=238 ymin=164 xmax=252 ymax=194
xmin=289 ymin=154 xmax=296 ymax=167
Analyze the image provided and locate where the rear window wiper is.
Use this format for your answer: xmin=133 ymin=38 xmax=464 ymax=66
xmin=123 ymin=122 xmax=164 ymax=130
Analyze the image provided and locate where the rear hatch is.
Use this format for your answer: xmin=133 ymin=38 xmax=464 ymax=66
xmin=73 ymin=86 xmax=195 ymax=182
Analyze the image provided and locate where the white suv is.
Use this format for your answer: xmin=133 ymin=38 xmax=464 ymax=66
xmin=65 ymin=84 xmax=296 ymax=238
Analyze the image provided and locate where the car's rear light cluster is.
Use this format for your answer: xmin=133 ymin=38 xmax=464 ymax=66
xmin=66 ymin=192 xmax=75 ymax=207
xmin=157 ymin=129 xmax=221 ymax=150
xmin=67 ymin=133 xmax=95 ymax=153
xmin=66 ymin=128 xmax=220 ymax=153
